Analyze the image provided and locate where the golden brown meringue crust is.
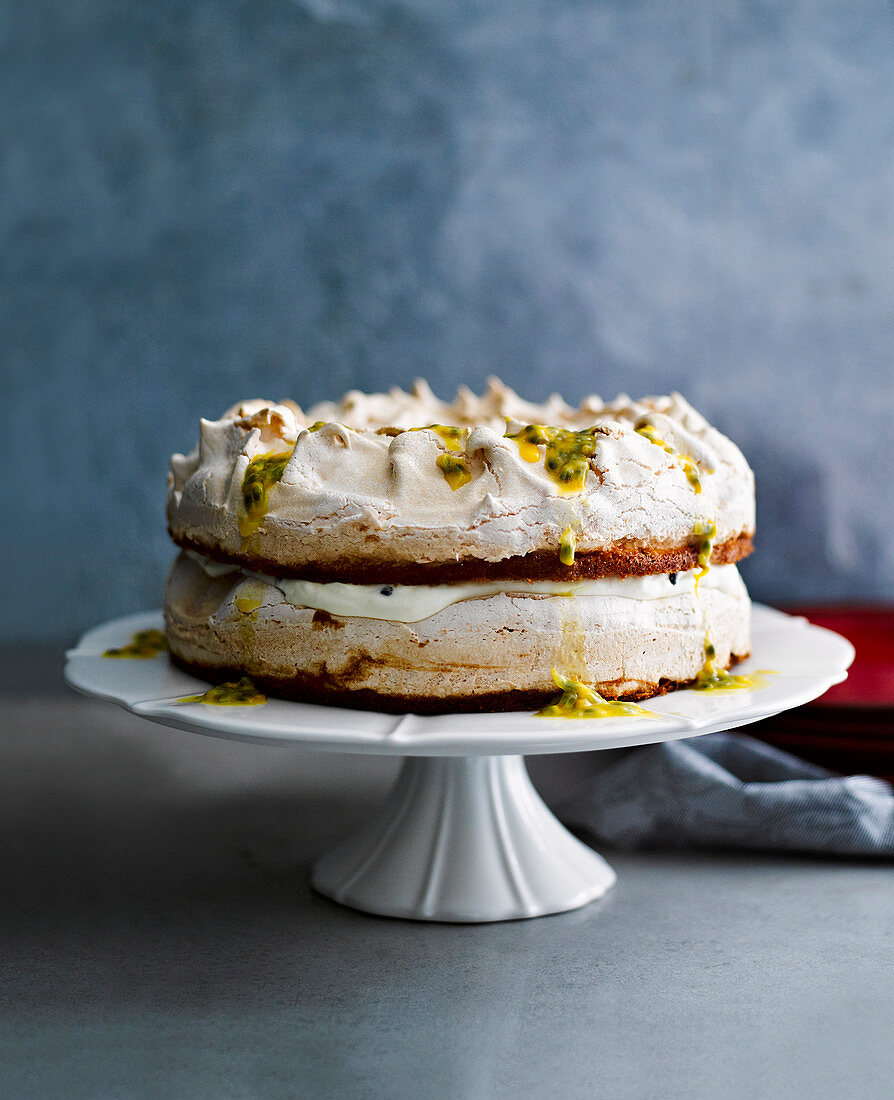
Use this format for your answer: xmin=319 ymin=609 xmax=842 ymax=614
xmin=169 ymin=528 xmax=753 ymax=585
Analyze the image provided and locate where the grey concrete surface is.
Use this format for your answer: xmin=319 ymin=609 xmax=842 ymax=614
xmin=2 ymin=689 xmax=893 ymax=1099
xmin=6 ymin=0 xmax=894 ymax=646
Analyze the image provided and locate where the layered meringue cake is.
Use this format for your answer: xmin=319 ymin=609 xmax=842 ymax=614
xmin=164 ymin=379 xmax=754 ymax=713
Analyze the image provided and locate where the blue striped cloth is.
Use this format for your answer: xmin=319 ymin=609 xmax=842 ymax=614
xmin=559 ymin=733 xmax=894 ymax=855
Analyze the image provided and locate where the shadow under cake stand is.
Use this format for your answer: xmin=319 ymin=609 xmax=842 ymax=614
xmin=65 ymin=605 xmax=853 ymax=923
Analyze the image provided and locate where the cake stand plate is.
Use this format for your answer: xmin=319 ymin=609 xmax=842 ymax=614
xmin=65 ymin=605 xmax=853 ymax=923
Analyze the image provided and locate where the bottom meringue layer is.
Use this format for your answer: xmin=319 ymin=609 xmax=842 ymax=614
xmin=163 ymin=552 xmax=751 ymax=713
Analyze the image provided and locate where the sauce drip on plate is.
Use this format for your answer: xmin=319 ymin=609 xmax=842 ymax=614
xmin=178 ymin=677 xmax=267 ymax=706
xmin=695 ymin=640 xmax=775 ymax=692
xmin=536 ymin=670 xmax=654 ymax=719
xmin=103 ymin=629 xmax=168 ymax=659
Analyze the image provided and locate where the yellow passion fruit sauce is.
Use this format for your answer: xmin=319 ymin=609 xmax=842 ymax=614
xmin=178 ymin=677 xmax=267 ymax=706
xmin=536 ymin=670 xmax=655 ymax=720
xmin=103 ymin=629 xmax=169 ymax=658
xmin=504 ymin=423 xmax=608 ymax=493
xmin=693 ymin=518 xmax=717 ymax=590
xmin=695 ymin=639 xmax=774 ymax=692
xmin=436 ymin=453 xmax=473 ymax=490
xmin=239 ymin=451 xmax=293 ymax=537
xmin=559 ymin=525 xmax=576 ymax=566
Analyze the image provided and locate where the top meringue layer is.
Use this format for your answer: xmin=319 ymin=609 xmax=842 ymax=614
xmin=166 ymin=377 xmax=755 ymax=571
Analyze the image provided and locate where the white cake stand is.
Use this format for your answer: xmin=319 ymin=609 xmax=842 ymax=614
xmin=65 ymin=605 xmax=853 ymax=923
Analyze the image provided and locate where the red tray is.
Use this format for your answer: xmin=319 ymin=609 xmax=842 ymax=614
xmin=749 ymin=608 xmax=894 ymax=780
xmin=790 ymin=608 xmax=894 ymax=707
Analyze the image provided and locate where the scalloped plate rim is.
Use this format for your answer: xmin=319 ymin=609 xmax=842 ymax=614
xmin=63 ymin=605 xmax=855 ymax=757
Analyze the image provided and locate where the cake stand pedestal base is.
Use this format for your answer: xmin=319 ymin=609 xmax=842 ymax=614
xmin=310 ymin=754 xmax=615 ymax=922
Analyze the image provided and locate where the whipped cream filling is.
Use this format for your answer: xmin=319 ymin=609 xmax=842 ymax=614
xmin=185 ymin=551 xmax=744 ymax=624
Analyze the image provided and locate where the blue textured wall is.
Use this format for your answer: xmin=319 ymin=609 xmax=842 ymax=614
xmin=6 ymin=0 xmax=894 ymax=642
